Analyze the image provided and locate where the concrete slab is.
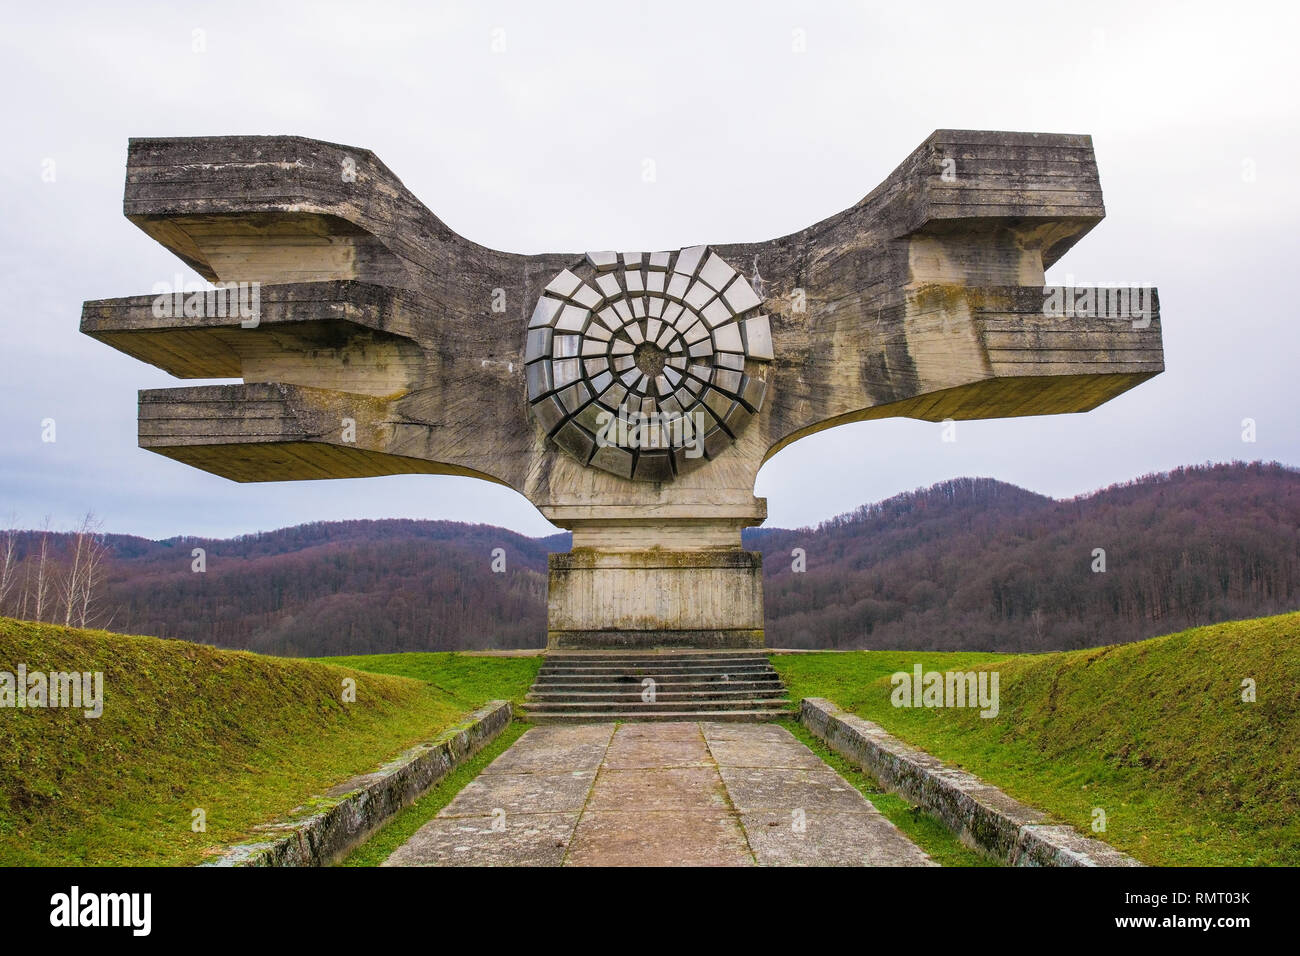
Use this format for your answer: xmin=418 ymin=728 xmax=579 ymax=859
xmin=614 ymin=721 xmax=704 ymax=740
xmin=567 ymin=811 xmax=752 ymax=867
xmin=739 ymin=809 xmax=935 ymax=867
xmin=719 ymin=766 xmax=869 ymax=814
xmin=707 ymin=737 xmax=825 ymax=770
xmin=382 ymin=813 xmax=579 ymax=867
xmin=440 ymin=770 xmax=595 ymax=817
xmin=586 ymin=767 xmax=730 ymax=813
xmin=700 ymin=721 xmax=795 ymax=742
xmin=480 ymin=724 xmax=614 ymax=775
xmin=603 ymin=733 xmax=713 ymax=770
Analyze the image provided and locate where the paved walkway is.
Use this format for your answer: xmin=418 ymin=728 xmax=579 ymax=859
xmin=383 ymin=721 xmax=934 ymax=866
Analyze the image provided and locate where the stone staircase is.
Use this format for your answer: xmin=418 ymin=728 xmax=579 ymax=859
xmin=523 ymin=650 xmax=792 ymax=722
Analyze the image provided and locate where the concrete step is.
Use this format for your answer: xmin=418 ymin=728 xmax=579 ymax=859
xmin=525 ymin=652 xmax=790 ymax=723
xmin=525 ymin=697 xmax=791 ymax=713
xmin=535 ymin=676 xmax=777 ymax=688
xmin=539 ymin=663 xmax=776 ymax=676
xmin=532 ymin=677 xmax=783 ymax=689
xmin=525 ymin=708 xmax=792 ymax=723
xmin=539 ymin=660 xmax=773 ymax=668
xmin=542 ymin=654 xmax=770 ymax=660
xmin=528 ymin=693 xmax=788 ymax=705
xmin=528 ymin=688 xmax=788 ymax=702
xmin=540 ymin=655 xmax=769 ymax=660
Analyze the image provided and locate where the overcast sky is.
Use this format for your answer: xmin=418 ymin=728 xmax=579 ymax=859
xmin=1 ymin=0 xmax=1296 ymax=540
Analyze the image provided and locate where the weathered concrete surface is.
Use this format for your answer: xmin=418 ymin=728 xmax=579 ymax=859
xmin=206 ymin=700 xmax=512 ymax=867
xmin=438 ymin=770 xmax=595 ymax=817
xmin=721 ymin=766 xmax=873 ymax=814
xmin=799 ymin=698 xmax=1142 ymax=867
xmin=547 ymin=550 xmax=764 ymax=649
xmin=741 ymin=810 xmax=934 ymax=867
xmin=383 ymin=813 xmax=579 ymax=867
xmin=566 ymin=812 xmax=751 ymax=867
xmin=601 ymin=730 xmax=713 ymax=769
xmin=84 ymin=132 xmax=1163 ymax=508
xmin=479 ymin=722 xmax=611 ymax=774
xmin=384 ymin=720 xmax=931 ymax=866
xmin=706 ymin=734 xmax=824 ymax=769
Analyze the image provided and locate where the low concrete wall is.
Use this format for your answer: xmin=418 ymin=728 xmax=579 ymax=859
xmin=206 ymin=700 xmax=513 ymax=867
xmin=799 ymin=698 xmax=1142 ymax=867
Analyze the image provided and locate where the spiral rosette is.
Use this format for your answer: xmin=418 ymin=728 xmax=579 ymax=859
xmin=525 ymin=247 xmax=773 ymax=482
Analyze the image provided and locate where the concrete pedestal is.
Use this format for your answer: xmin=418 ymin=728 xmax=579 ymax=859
xmin=546 ymin=549 xmax=765 ymax=649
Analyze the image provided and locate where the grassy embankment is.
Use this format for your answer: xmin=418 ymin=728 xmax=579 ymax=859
xmin=7 ymin=612 xmax=1294 ymax=867
xmin=773 ymin=612 xmax=1300 ymax=866
xmin=0 ymin=618 xmax=538 ymax=866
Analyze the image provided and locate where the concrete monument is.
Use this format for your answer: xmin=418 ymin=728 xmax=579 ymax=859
xmin=81 ymin=130 xmax=1163 ymax=648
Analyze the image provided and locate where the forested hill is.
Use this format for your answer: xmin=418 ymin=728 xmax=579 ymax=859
xmin=5 ymin=521 xmax=567 ymax=655
xmin=3 ymin=462 xmax=1296 ymax=654
xmin=756 ymin=462 xmax=1300 ymax=650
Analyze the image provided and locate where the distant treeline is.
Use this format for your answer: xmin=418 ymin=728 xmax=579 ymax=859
xmin=752 ymin=462 xmax=1300 ymax=651
xmin=2 ymin=462 xmax=1296 ymax=655
xmin=0 ymin=520 xmax=564 ymax=655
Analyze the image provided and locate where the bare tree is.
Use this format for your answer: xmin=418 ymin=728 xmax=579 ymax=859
xmin=63 ymin=512 xmax=110 ymax=628
xmin=0 ymin=516 xmax=18 ymax=614
xmin=62 ymin=515 xmax=87 ymax=626
xmin=18 ymin=554 xmax=31 ymax=620
xmin=32 ymin=518 xmax=53 ymax=623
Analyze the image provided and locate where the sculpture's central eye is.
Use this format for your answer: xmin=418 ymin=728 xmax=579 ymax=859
xmin=526 ymin=246 xmax=773 ymax=482
xmin=633 ymin=342 xmax=667 ymax=378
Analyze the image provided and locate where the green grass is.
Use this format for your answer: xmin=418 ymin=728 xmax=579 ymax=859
xmin=340 ymin=720 xmax=530 ymax=866
xmin=0 ymin=619 xmax=538 ymax=866
xmin=772 ymin=612 xmax=1300 ymax=866
xmin=308 ymin=651 xmax=541 ymax=708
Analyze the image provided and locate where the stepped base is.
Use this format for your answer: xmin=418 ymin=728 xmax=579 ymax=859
xmin=527 ymin=709 xmax=788 ymax=723
xmin=523 ymin=650 xmax=792 ymax=723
